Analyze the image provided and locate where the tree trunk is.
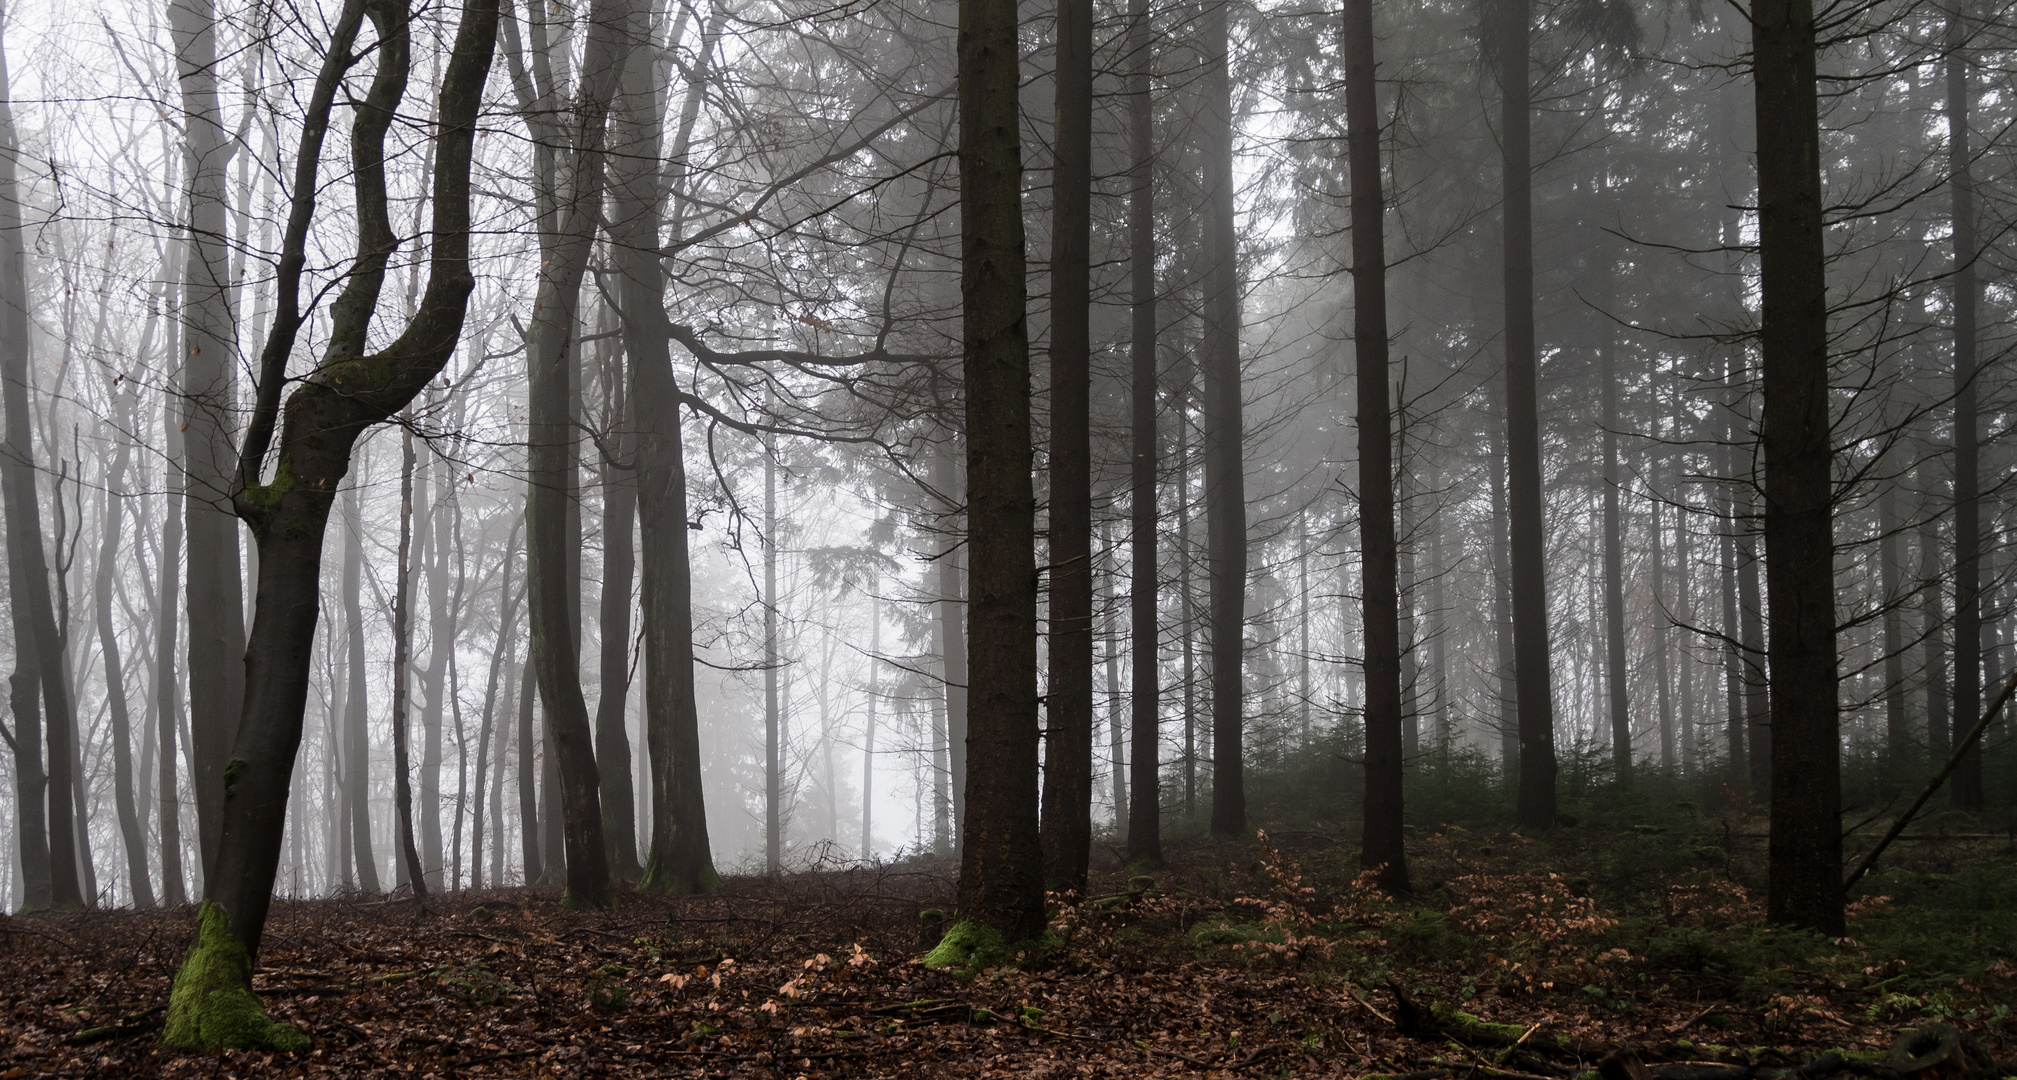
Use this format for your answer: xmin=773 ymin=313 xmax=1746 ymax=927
xmin=1201 ymin=0 xmax=1246 ymax=839
xmin=1039 ymin=0 xmax=1094 ymax=897
xmin=1602 ymin=334 xmax=1630 ymax=776
xmin=1499 ymin=0 xmax=1556 ymax=829
xmin=862 ymin=590 xmax=879 ymax=856
xmin=764 ymin=436 xmax=782 ymax=871
xmin=953 ymin=0 xmax=1045 ymax=942
xmin=1880 ymin=477 xmax=1909 ymax=769
xmin=1945 ymin=3 xmax=1982 ymax=813
xmin=418 ymin=456 xmax=448 ymax=889
xmin=1918 ymin=456 xmax=1950 ymax=763
xmin=594 ymin=345 xmax=642 ymax=878
xmin=472 ymin=521 xmax=524 ymax=891
xmin=390 ymin=427 xmax=430 ymax=898
xmin=171 ymin=0 xmax=247 ymax=880
xmin=1346 ymin=0 xmax=1408 ymax=893
xmin=97 ymin=377 xmax=156 ymax=907
xmin=516 ymin=655 xmax=542 ymax=882
xmin=1123 ymin=0 xmax=1161 ymax=870
xmin=340 ymin=484 xmax=381 ymax=893
xmin=0 ymin=32 xmax=53 ymax=909
xmin=522 ymin=0 xmax=645 ymax=911
xmin=930 ymin=438 xmax=968 ymax=850
xmin=176 ymin=0 xmax=501 ymax=980
xmin=1752 ymin=0 xmax=1843 ymax=934
xmin=157 ymin=385 xmax=189 ymax=906
xmin=1488 ymin=401 xmax=1519 ymax=772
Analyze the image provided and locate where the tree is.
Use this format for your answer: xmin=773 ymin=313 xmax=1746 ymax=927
xmin=949 ymin=0 xmax=1045 ymax=947
xmin=1497 ymin=0 xmax=1557 ymax=830
xmin=1944 ymin=1 xmax=1983 ymax=814
xmin=161 ymin=0 xmax=502 ymax=1047
xmin=1346 ymin=0 xmax=1409 ymax=895
xmin=1752 ymin=0 xmax=1843 ymax=936
xmin=1039 ymin=0 xmax=1094 ymax=897
xmin=1123 ymin=0 xmax=1163 ymax=872
xmin=1202 ymin=0 xmax=1247 ymax=840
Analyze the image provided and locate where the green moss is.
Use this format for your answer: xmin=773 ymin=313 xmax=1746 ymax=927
xmin=639 ymin=855 xmax=724 ymax=895
xmin=160 ymin=902 xmax=310 ymax=1053
xmin=922 ymin=918 xmax=1006 ymax=977
xmin=241 ymin=459 xmax=299 ymax=511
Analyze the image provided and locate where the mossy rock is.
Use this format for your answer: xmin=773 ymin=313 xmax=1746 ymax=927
xmin=160 ymin=902 xmax=310 ymax=1052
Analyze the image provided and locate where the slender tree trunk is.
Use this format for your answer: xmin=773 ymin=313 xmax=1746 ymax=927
xmin=1602 ymin=334 xmax=1630 ymax=776
xmin=419 ymin=457 xmax=449 ymax=890
xmin=1945 ymin=4 xmax=1982 ymax=813
xmin=954 ymin=0 xmax=1045 ymax=940
xmin=1880 ymin=479 xmax=1909 ymax=768
xmin=862 ymin=590 xmax=879 ymax=856
xmin=516 ymin=655 xmax=541 ymax=882
xmin=156 ymin=376 xmax=189 ymax=905
xmin=171 ymin=0 xmax=247 ymax=880
xmin=97 ymin=378 xmax=155 ymax=907
xmin=1918 ymin=457 xmax=1950 ymax=762
xmin=1346 ymin=0 xmax=1408 ymax=893
xmin=390 ymin=428 xmax=430 ymax=898
xmin=1201 ymin=0 xmax=1246 ymax=839
xmin=472 ymin=520 xmax=523 ymax=890
xmin=1104 ymin=523 xmax=1127 ymax=834
xmin=1720 ymin=477 xmax=1747 ymax=780
xmin=1123 ymin=0 xmax=1161 ymax=869
xmin=1499 ymin=0 xmax=1556 ymax=829
xmin=764 ymin=436 xmax=782 ymax=871
xmin=1651 ymin=458 xmax=1676 ymax=771
xmin=595 ymin=341 xmax=642 ymax=877
xmin=341 ymin=484 xmax=381 ymax=892
xmin=931 ymin=438 xmax=968 ymax=848
xmin=1488 ymin=403 xmax=1518 ymax=772
xmin=1039 ymin=0 xmax=1094 ymax=897
xmin=1753 ymin=0 xmax=1843 ymax=934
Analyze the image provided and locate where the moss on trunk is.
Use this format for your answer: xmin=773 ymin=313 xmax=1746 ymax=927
xmin=160 ymin=901 xmax=309 ymax=1052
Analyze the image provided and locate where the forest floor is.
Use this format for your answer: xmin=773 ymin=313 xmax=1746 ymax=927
xmin=3 ymin=813 xmax=2014 ymax=1078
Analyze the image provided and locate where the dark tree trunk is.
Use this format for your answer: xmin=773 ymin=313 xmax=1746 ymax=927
xmin=954 ymin=0 xmax=1045 ymax=941
xmin=1488 ymin=402 xmax=1518 ymax=772
xmin=1880 ymin=480 xmax=1909 ymax=768
xmin=187 ymin=0 xmax=501 ymax=965
xmin=764 ymin=442 xmax=782 ymax=872
xmin=156 ymin=381 xmax=189 ymax=906
xmin=470 ymin=520 xmax=523 ymax=891
xmin=1039 ymin=0 xmax=1094 ymax=897
xmin=1918 ymin=455 xmax=1950 ymax=762
xmin=1945 ymin=4 xmax=1982 ymax=813
xmin=341 ymin=485 xmax=381 ymax=893
xmin=1124 ymin=0 xmax=1162 ymax=870
xmin=97 ymin=379 xmax=156 ymax=908
xmin=1752 ymin=0 xmax=1843 ymax=935
xmin=1719 ymin=476 xmax=1747 ymax=781
xmin=1601 ymin=335 xmax=1630 ymax=776
xmin=390 ymin=428 xmax=430 ymax=898
xmin=1201 ymin=0 xmax=1246 ymax=839
xmin=931 ymin=440 xmax=968 ymax=849
xmin=609 ymin=27 xmax=719 ymax=893
xmin=1650 ymin=455 xmax=1676 ymax=771
xmin=516 ymin=655 xmax=542 ymax=882
xmin=418 ymin=459 xmax=448 ymax=890
xmin=1346 ymin=0 xmax=1408 ymax=894
xmin=171 ymin=0 xmax=247 ymax=881
xmin=523 ymin=0 xmax=645 ymax=912
xmin=594 ymin=346 xmax=642 ymax=878
xmin=0 ymin=39 xmax=54 ymax=909
xmin=1499 ymin=0 xmax=1556 ymax=830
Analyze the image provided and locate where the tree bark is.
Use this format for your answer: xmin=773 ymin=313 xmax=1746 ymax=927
xmin=516 ymin=655 xmax=542 ymax=882
xmin=1123 ymin=0 xmax=1161 ymax=870
xmin=471 ymin=521 xmax=523 ymax=889
xmin=1752 ymin=0 xmax=1843 ymax=934
xmin=1918 ymin=456 xmax=1950 ymax=763
xmin=1039 ymin=0 xmax=1094 ymax=897
xmin=1499 ymin=0 xmax=1556 ymax=829
xmin=955 ymin=0 xmax=1045 ymax=941
xmin=764 ymin=434 xmax=782 ymax=871
xmin=1346 ymin=0 xmax=1408 ymax=894
xmin=157 ymin=385 xmax=189 ymax=905
xmin=1201 ymin=0 xmax=1246 ymax=839
xmin=594 ymin=344 xmax=642 ymax=878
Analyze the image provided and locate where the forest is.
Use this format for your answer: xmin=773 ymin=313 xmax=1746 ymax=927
xmin=0 ymin=0 xmax=2013 ymax=1071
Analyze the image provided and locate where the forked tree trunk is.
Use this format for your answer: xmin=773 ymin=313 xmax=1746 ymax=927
xmin=1345 ymin=0 xmax=1408 ymax=894
xmin=1039 ymin=0 xmax=1094 ymax=897
xmin=954 ymin=0 xmax=1045 ymax=942
xmin=1752 ymin=0 xmax=1843 ymax=935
